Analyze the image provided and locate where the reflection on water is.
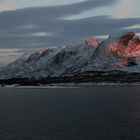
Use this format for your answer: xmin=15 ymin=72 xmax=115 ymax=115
xmin=0 ymin=86 xmax=140 ymax=140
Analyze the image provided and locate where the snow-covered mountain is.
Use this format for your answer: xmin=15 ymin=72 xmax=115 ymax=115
xmin=0 ymin=31 xmax=140 ymax=80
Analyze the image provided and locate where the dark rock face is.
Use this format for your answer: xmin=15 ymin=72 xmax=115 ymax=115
xmin=128 ymin=57 xmax=137 ymax=67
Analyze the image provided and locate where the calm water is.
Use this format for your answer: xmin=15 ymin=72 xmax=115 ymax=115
xmin=0 ymin=86 xmax=140 ymax=140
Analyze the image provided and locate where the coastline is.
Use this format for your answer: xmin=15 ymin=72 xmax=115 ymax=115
xmin=0 ymin=82 xmax=140 ymax=89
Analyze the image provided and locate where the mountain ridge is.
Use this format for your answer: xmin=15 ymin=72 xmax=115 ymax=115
xmin=0 ymin=31 xmax=140 ymax=84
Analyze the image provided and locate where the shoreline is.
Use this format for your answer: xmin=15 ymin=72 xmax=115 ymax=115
xmin=0 ymin=82 xmax=140 ymax=89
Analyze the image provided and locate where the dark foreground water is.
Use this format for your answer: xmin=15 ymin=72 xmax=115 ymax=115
xmin=0 ymin=86 xmax=140 ymax=140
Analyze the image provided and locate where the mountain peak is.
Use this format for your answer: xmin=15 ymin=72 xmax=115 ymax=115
xmin=108 ymin=31 xmax=136 ymax=42
xmin=25 ymin=48 xmax=54 ymax=63
xmin=107 ymin=31 xmax=140 ymax=58
xmin=85 ymin=37 xmax=101 ymax=48
xmin=120 ymin=32 xmax=136 ymax=46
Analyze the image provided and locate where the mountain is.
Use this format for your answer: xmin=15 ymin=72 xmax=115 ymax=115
xmin=0 ymin=31 xmax=140 ymax=85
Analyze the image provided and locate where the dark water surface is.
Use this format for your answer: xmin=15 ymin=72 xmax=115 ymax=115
xmin=0 ymin=86 xmax=140 ymax=140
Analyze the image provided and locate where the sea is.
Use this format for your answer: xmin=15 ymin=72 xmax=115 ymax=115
xmin=0 ymin=86 xmax=140 ymax=140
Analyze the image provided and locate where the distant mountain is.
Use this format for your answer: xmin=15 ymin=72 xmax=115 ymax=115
xmin=0 ymin=31 xmax=140 ymax=85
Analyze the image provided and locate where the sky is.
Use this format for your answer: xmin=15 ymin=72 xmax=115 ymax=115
xmin=0 ymin=0 xmax=140 ymax=66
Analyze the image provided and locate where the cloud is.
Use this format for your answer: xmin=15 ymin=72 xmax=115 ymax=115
xmin=0 ymin=3 xmax=12 ymax=11
xmin=0 ymin=0 xmax=118 ymax=29
xmin=0 ymin=48 xmax=23 ymax=66
xmin=113 ymin=0 xmax=138 ymax=18
xmin=0 ymin=0 xmax=139 ymax=49
xmin=30 ymin=32 xmax=52 ymax=37
xmin=0 ymin=0 xmax=13 ymax=11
